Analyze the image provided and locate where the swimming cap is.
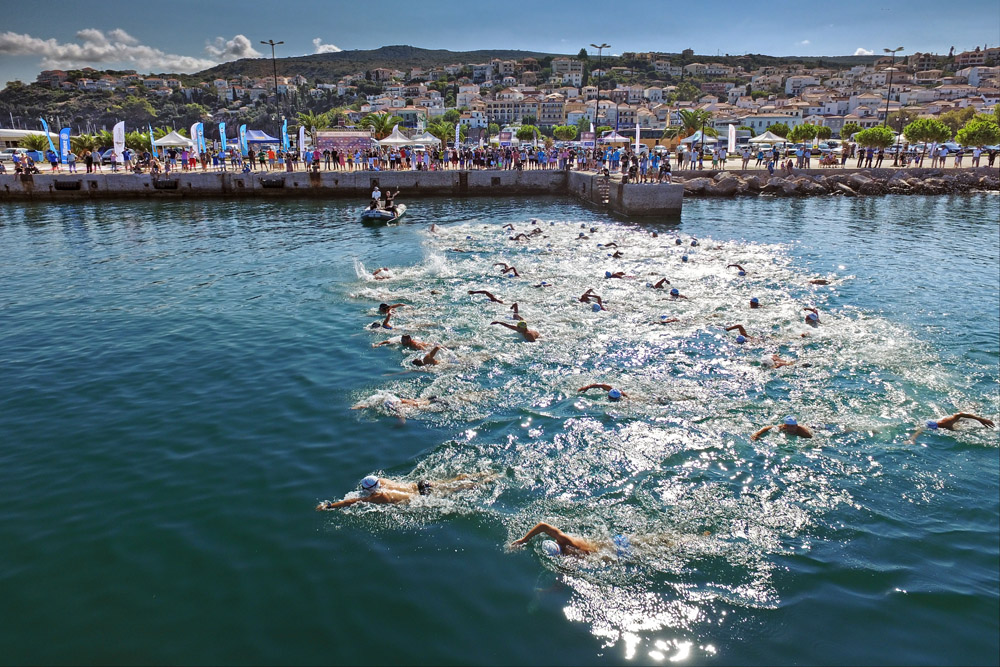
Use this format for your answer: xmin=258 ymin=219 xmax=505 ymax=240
xmin=736 ymin=335 xmax=746 ymax=344
xmin=466 ymin=235 xmax=472 ymax=240
xmin=646 ymin=282 xmax=652 ymax=288
xmin=550 ymin=221 xmax=555 ymax=225
xmin=597 ymin=243 xmax=603 ymax=247
xmin=675 ymin=238 xmax=683 ymax=245
xmin=361 ymin=475 xmax=380 ymax=492
xmin=682 ymin=255 xmax=688 ymax=262
xmin=605 ymin=271 xmax=612 ymax=278
xmin=660 ymin=315 xmax=670 ymax=320
xmin=750 ymin=297 xmax=759 ymax=304
xmin=783 ymin=416 xmax=797 ymax=426
xmin=670 ymin=288 xmax=679 ymax=296
xmin=926 ymin=420 xmax=939 ymax=430
xmin=517 ymin=320 xmax=528 ymax=330
xmin=806 ymin=312 xmax=819 ymax=321
xmin=590 ymin=227 xmax=597 ymax=233
xmin=541 ymin=540 xmax=561 ymax=556
xmin=581 ymin=224 xmax=586 ymax=228
xmin=579 ymin=232 xmax=585 ymax=237
xmin=691 ymin=240 xmax=698 ymax=246
xmin=592 ymin=302 xmax=602 ymax=312
xmin=608 ymin=388 xmax=622 ymax=400
xmin=738 ymin=271 xmax=746 ymax=276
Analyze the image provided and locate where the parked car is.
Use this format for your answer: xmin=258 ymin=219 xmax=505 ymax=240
xmin=0 ymin=147 xmax=43 ymax=163
xmin=817 ymin=142 xmax=843 ymax=156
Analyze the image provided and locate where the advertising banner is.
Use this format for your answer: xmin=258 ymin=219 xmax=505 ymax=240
xmin=112 ymin=121 xmax=126 ymax=163
xmin=499 ymin=131 xmax=512 ymax=147
xmin=59 ymin=128 xmax=71 ymax=163
xmin=314 ymin=131 xmax=375 ymax=153
xmin=581 ymin=131 xmax=595 ymax=148
xmin=219 ymin=122 xmax=227 ymax=152
xmin=239 ymin=124 xmax=248 ymax=156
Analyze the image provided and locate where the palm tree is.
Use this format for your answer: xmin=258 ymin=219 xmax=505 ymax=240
xmin=359 ymin=112 xmax=403 ymax=140
xmin=676 ymin=109 xmax=718 ymax=140
xmin=18 ymin=133 xmax=50 ymax=151
xmin=426 ymin=119 xmax=466 ymax=147
xmin=296 ymin=110 xmax=331 ymax=144
xmin=71 ymin=134 xmax=99 ymax=153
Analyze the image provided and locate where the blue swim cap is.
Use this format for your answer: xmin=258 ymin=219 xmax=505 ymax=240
xmin=691 ymin=240 xmax=698 ymax=246
xmin=550 ymin=221 xmax=555 ymax=225
xmin=806 ymin=312 xmax=819 ymax=321
xmin=605 ymin=271 xmax=612 ymax=278
xmin=541 ymin=540 xmax=561 ymax=556
xmin=682 ymin=255 xmax=688 ymax=262
xmin=579 ymin=232 xmax=585 ymax=237
xmin=592 ymin=302 xmax=602 ymax=312
xmin=597 ymin=243 xmax=603 ymax=247
xmin=646 ymin=282 xmax=653 ymax=288
xmin=736 ymin=335 xmax=746 ymax=344
xmin=466 ymin=235 xmax=472 ymax=240
xmin=926 ymin=420 xmax=939 ymax=430
xmin=660 ymin=315 xmax=670 ymax=320
xmin=738 ymin=270 xmax=746 ymax=276
xmin=590 ymin=227 xmax=597 ymax=233
xmin=608 ymin=388 xmax=622 ymax=400
xmin=675 ymin=238 xmax=683 ymax=245
xmin=361 ymin=475 xmax=380 ymax=491
xmin=670 ymin=288 xmax=679 ymax=296
xmin=783 ymin=416 xmax=797 ymax=426
xmin=750 ymin=297 xmax=759 ymax=304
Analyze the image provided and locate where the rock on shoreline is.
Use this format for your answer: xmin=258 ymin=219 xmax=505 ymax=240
xmin=679 ymin=167 xmax=999 ymax=197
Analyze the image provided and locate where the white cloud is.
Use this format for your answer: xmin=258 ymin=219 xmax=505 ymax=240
xmin=312 ymin=38 xmax=342 ymax=54
xmin=0 ymin=28 xmax=260 ymax=73
xmin=204 ymin=34 xmax=260 ymax=60
xmin=799 ymin=40 xmax=811 ymax=46
xmin=854 ymin=47 xmax=874 ymax=56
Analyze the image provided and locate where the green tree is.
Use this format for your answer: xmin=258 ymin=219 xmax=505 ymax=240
xmin=956 ymin=118 xmax=1000 ymax=147
xmin=767 ymin=123 xmax=790 ymax=137
xmin=840 ymin=122 xmax=863 ymax=139
xmin=442 ymin=109 xmax=461 ymax=124
xmin=359 ymin=113 xmax=403 ymax=139
xmin=577 ymin=48 xmax=589 ymax=61
xmin=902 ymin=117 xmax=951 ymax=145
xmin=18 ymin=133 xmax=50 ymax=151
xmin=886 ymin=109 xmax=920 ymax=134
xmin=110 ymin=95 xmax=157 ymax=125
xmin=676 ymin=109 xmax=718 ymax=139
xmin=787 ymin=123 xmax=818 ymax=143
xmin=521 ymin=114 xmax=537 ymax=126
xmin=516 ymin=124 xmax=540 ymax=142
xmin=816 ymin=126 xmax=833 ymax=140
xmin=937 ymin=106 xmax=977 ymax=136
xmin=296 ymin=110 xmax=331 ymax=143
xmin=575 ymin=117 xmax=591 ymax=136
xmin=487 ymin=122 xmax=500 ymax=138
xmin=596 ymin=125 xmax=612 ymax=136
xmin=737 ymin=125 xmax=753 ymax=132
xmin=426 ymin=119 xmax=467 ymax=146
xmin=552 ymin=125 xmax=578 ymax=141
xmin=854 ymin=126 xmax=895 ymax=149
xmin=70 ymin=133 xmax=99 ymax=153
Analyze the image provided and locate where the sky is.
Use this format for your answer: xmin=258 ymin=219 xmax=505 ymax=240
xmin=2 ymin=0 xmax=998 ymax=87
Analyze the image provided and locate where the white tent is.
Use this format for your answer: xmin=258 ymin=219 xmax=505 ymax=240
xmin=749 ymin=130 xmax=787 ymax=144
xmin=680 ymin=130 xmax=719 ymax=145
xmin=409 ymin=131 xmax=441 ymax=145
xmin=153 ymin=130 xmax=194 ymax=147
xmin=376 ymin=124 xmax=413 ymax=147
xmin=600 ymin=131 xmax=632 ymax=143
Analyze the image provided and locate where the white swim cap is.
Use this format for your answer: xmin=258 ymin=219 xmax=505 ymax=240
xmin=361 ymin=475 xmax=380 ymax=492
xmin=541 ymin=540 xmax=561 ymax=556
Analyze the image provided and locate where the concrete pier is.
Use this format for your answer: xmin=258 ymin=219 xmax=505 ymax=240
xmin=0 ymin=169 xmax=685 ymax=218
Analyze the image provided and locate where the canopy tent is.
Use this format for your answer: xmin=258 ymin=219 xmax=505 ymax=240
xmin=680 ymin=130 xmax=718 ymax=145
xmin=153 ymin=130 xmax=194 ymax=147
xmin=599 ymin=131 xmax=632 ymax=143
xmin=749 ymin=130 xmax=788 ymax=144
xmin=244 ymin=129 xmax=279 ymax=143
xmin=376 ymin=125 xmax=413 ymax=147
xmin=408 ymin=131 xmax=441 ymax=145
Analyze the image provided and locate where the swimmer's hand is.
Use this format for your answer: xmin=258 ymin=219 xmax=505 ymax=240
xmin=316 ymin=500 xmax=335 ymax=511
xmin=510 ymin=537 xmax=529 ymax=548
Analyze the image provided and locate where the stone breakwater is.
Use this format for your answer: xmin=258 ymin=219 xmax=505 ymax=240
xmin=677 ymin=166 xmax=1000 ymax=197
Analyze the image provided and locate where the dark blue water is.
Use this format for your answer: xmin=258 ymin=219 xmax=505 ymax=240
xmin=0 ymin=195 xmax=997 ymax=665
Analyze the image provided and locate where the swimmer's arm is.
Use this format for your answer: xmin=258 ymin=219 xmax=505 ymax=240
xmin=953 ymin=413 xmax=995 ymax=428
xmin=725 ymin=325 xmax=749 ymax=337
xmin=384 ymin=303 xmax=406 ymax=311
xmin=750 ymin=425 xmax=775 ymax=441
xmin=372 ymin=339 xmax=397 ymax=347
xmin=908 ymin=427 xmax=923 ymax=444
xmin=490 ymin=321 xmax=518 ymax=331
xmin=578 ymin=383 xmax=613 ymax=393
xmin=469 ymin=290 xmax=503 ymax=303
xmin=424 ymin=346 xmax=443 ymax=362
xmin=316 ymin=497 xmax=365 ymax=510
xmin=803 ymin=307 xmax=818 ymax=315
xmin=511 ymin=522 xmax=569 ymax=547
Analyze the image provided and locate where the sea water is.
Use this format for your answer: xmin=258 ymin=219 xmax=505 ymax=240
xmin=0 ymin=195 xmax=997 ymax=665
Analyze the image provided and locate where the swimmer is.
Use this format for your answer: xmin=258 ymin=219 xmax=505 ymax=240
xmin=669 ymin=287 xmax=688 ymax=299
xmin=490 ymin=320 xmax=539 ymax=342
xmin=908 ymin=412 xmax=995 ymax=443
xmin=610 ymin=250 xmax=624 ymax=259
xmin=369 ymin=311 xmax=394 ymax=330
xmin=316 ymin=472 xmax=493 ymax=510
xmin=727 ymin=264 xmax=747 ymax=276
xmin=468 ymin=290 xmax=504 ymax=304
xmin=763 ymin=354 xmax=797 ymax=369
xmin=809 ymin=279 xmax=831 ymax=285
xmin=510 ymin=522 xmax=633 ymax=560
xmin=372 ymin=267 xmax=393 ymax=280
xmin=675 ymin=238 xmax=683 ymax=245
xmin=651 ymin=316 xmax=680 ymax=325
xmin=579 ymin=289 xmax=604 ymax=308
xmin=509 ymin=303 xmax=525 ymax=321
xmin=373 ymin=334 xmax=432 ymax=350
xmin=725 ymin=324 xmax=756 ymax=343
xmin=602 ymin=242 xmax=619 ymax=248
xmin=604 ymin=271 xmax=630 ymax=279
xmin=649 ymin=278 xmax=671 ymax=289
xmin=411 ymin=345 xmax=444 ymax=367
xmin=510 ymin=233 xmax=531 ymax=241
xmin=578 ymin=383 xmax=628 ymax=400
xmin=749 ymin=297 xmax=761 ymax=309
xmin=576 ymin=232 xmax=589 ymax=240
xmin=351 ymin=394 xmax=440 ymax=411
xmin=429 ymin=223 xmax=439 ymax=233
xmin=533 ymin=281 xmax=554 ymax=288
xmin=804 ymin=307 xmax=820 ymax=325
xmin=493 ymin=263 xmax=520 ymax=277
xmin=750 ymin=416 xmax=813 ymax=441
xmin=378 ymin=302 xmax=406 ymax=314
xmin=502 ymin=223 xmax=515 ymax=231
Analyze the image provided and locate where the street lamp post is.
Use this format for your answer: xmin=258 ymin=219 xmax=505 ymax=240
xmin=882 ymin=46 xmax=904 ymax=128
xmin=260 ymin=39 xmax=284 ymax=149
xmin=590 ymin=43 xmax=609 ymax=145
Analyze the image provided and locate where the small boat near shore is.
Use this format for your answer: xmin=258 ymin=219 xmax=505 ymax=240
xmin=360 ymin=204 xmax=407 ymax=224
